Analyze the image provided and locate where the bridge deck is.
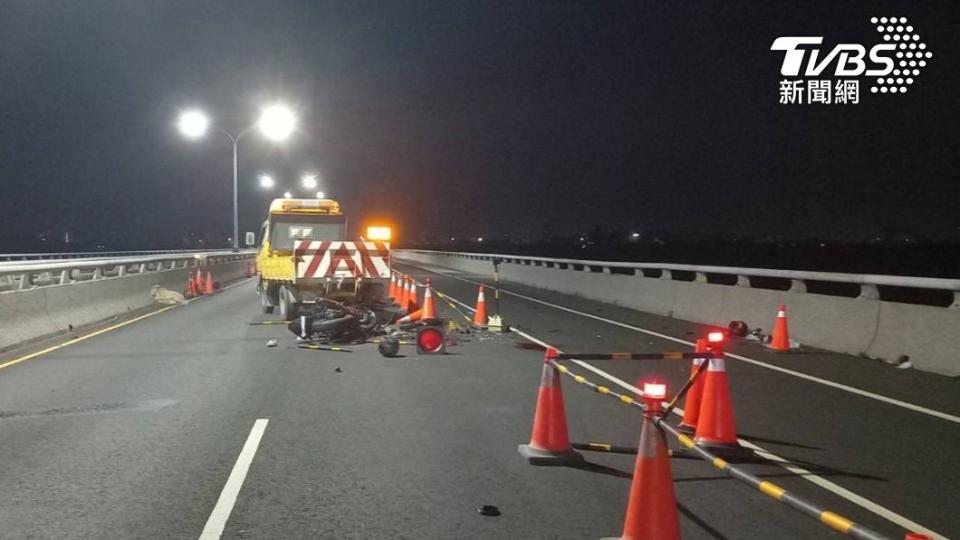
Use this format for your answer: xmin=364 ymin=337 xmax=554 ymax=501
xmin=0 ymin=264 xmax=954 ymax=539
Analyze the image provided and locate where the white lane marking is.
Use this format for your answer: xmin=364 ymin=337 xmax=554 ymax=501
xmin=199 ymin=418 xmax=269 ymax=540
xmin=428 ymin=279 xmax=948 ymax=539
xmin=406 ymin=263 xmax=960 ymax=425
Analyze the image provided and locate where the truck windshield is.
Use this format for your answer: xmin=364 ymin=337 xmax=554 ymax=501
xmin=269 ymin=215 xmax=346 ymax=250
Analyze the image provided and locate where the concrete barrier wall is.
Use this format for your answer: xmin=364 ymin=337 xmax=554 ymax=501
xmin=395 ymin=250 xmax=960 ymax=377
xmin=0 ymin=260 xmax=249 ymax=352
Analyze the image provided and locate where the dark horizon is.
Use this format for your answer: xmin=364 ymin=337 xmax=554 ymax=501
xmin=2 ymin=2 xmax=958 ymax=254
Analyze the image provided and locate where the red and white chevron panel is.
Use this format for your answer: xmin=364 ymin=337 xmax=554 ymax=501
xmin=294 ymin=241 xmax=390 ymax=279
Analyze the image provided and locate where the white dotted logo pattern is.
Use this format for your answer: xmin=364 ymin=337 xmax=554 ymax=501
xmin=869 ymin=16 xmax=932 ymax=94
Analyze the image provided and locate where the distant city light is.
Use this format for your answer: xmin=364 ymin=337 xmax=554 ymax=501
xmin=257 ymin=104 xmax=296 ymax=141
xmin=259 ymin=174 xmax=275 ymax=189
xmin=631 ymin=232 xmax=640 ymax=238
xmin=301 ymin=174 xmax=318 ymax=189
xmin=477 ymin=237 xmax=484 ymax=242
xmin=177 ymin=109 xmax=210 ymax=138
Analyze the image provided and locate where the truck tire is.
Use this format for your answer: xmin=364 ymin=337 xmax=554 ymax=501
xmin=260 ymin=283 xmax=274 ymax=314
xmin=279 ymin=286 xmax=298 ymax=321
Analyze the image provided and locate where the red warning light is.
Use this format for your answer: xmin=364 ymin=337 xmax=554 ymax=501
xmin=707 ymin=331 xmax=725 ymax=343
xmin=416 ymin=326 xmax=445 ymax=354
xmin=643 ymin=382 xmax=667 ymax=399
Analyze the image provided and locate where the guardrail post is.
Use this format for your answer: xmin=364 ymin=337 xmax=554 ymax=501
xmin=858 ymin=283 xmax=879 ymax=300
xmin=59 ymin=269 xmax=70 ymax=284
xmin=18 ymin=273 xmax=32 ymax=290
xmin=118 ymin=265 xmax=127 ymax=277
xmin=736 ymin=274 xmax=750 ymax=287
xmin=695 ymin=272 xmax=707 ymax=283
xmin=92 ymin=267 xmax=103 ymax=280
xmin=660 ymin=269 xmax=672 ymax=280
xmin=788 ymin=279 xmax=806 ymax=293
xmin=952 ymin=292 xmax=960 ymax=310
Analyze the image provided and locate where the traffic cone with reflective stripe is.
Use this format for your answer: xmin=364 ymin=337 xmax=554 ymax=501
xmin=768 ymin=303 xmax=791 ymax=352
xmin=610 ymin=385 xmax=681 ymax=540
xmin=398 ymin=275 xmax=409 ymax=313
xmin=194 ymin=268 xmax=203 ymax=294
xmin=398 ymin=308 xmax=423 ymax=324
xmin=421 ymin=278 xmax=436 ymax=319
xmin=473 ymin=285 xmax=488 ymax=327
xmin=518 ymin=347 xmax=583 ymax=465
xmin=185 ymin=275 xmax=195 ymax=298
xmin=388 ymin=272 xmax=398 ymax=301
xmin=694 ymin=351 xmax=748 ymax=458
xmin=203 ymin=271 xmax=215 ymax=295
xmin=406 ymin=278 xmax=419 ymax=313
xmin=677 ymin=339 xmax=708 ymax=433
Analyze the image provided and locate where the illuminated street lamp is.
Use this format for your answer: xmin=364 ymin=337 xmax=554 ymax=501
xmin=259 ymin=174 xmax=275 ymax=189
xmin=176 ymin=103 xmax=297 ymax=250
xmin=301 ymin=174 xmax=318 ymax=189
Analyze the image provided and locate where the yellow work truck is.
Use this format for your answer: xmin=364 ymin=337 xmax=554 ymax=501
xmin=255 ymin=198 xmax=392 ymax=320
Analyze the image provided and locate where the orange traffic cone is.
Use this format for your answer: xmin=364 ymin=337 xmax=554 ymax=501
xmin=421 ymin=278 xmax=436 ymax=319
xmin=185 ymin=276 xmax=195 ymax=298
xmin=398 ymin=308 xmax=423 ymax=324
xmin=473 ymin=285 xmax=488 ymax=326
xmin=694 ymin=352 xmax=748 ymax=458
xmin=388 ymin=272 xmax=398 ymax=301
xmin=611 ymin=383 xmax=681 ymax=540
xmin=194 ymin=268 xmax=203 ymax=293
xmin=398 ymin=275 xmax=409 ymax=312
xmin=203 ymin=271 xmax=215 ymax=295
xmin=768 ymin=303 xmax=791 ymax=352
xmin=518 ymin=347 xmax=583 ymax=465
xmin=406 ymin=278 xmax=419 ymax=313
xmin=677 ymin=338 xmax=708 ymax=433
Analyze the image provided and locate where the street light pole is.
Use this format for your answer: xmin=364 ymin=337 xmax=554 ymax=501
xmin=219 ymin=126 xmax=251 ymax=252
xmin=177 ymin=104 xmax=296 ymax=251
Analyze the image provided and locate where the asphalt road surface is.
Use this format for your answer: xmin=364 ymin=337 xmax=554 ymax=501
xmin=0 ymin=263 xmax=956 ymax=539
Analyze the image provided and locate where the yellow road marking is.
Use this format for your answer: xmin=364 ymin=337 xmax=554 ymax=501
xmin=0 ymin=305 xmax=179 ymax=372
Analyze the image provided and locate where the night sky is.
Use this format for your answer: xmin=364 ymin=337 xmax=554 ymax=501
xmin=1 ymin=1 xmax=958 ymax=251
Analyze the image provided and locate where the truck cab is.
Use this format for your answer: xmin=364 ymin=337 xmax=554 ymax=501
xmin=256 ymin=198 xmax=391 ymax=319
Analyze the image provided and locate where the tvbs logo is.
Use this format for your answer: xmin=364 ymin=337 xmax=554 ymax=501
xmin=771 ymin=17 xmax=932 ymax=104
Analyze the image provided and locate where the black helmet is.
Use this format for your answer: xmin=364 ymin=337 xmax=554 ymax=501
xmin=378 ymin=336 xmax=400 ymax=357
xmin=728 ymin=320 xmax=749 ymax=338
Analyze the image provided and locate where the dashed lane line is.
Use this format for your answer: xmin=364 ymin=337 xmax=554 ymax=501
xmin=198 ymin=418 xmax=269 ymax=539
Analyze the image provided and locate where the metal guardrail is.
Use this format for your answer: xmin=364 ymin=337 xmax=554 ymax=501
xmin=0 ymin=249 xmax=241 ymax=262
xmin=398 ymin=249 xmax=960 ymax=308
xmin=0 ymin=250 xmax=256 ymax=292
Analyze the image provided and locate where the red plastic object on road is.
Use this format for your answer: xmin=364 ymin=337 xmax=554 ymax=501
xmin=416 ymin=325 xmax=445 ymax=354
xmin=518 ymin=347 xmax=582 ymax=465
